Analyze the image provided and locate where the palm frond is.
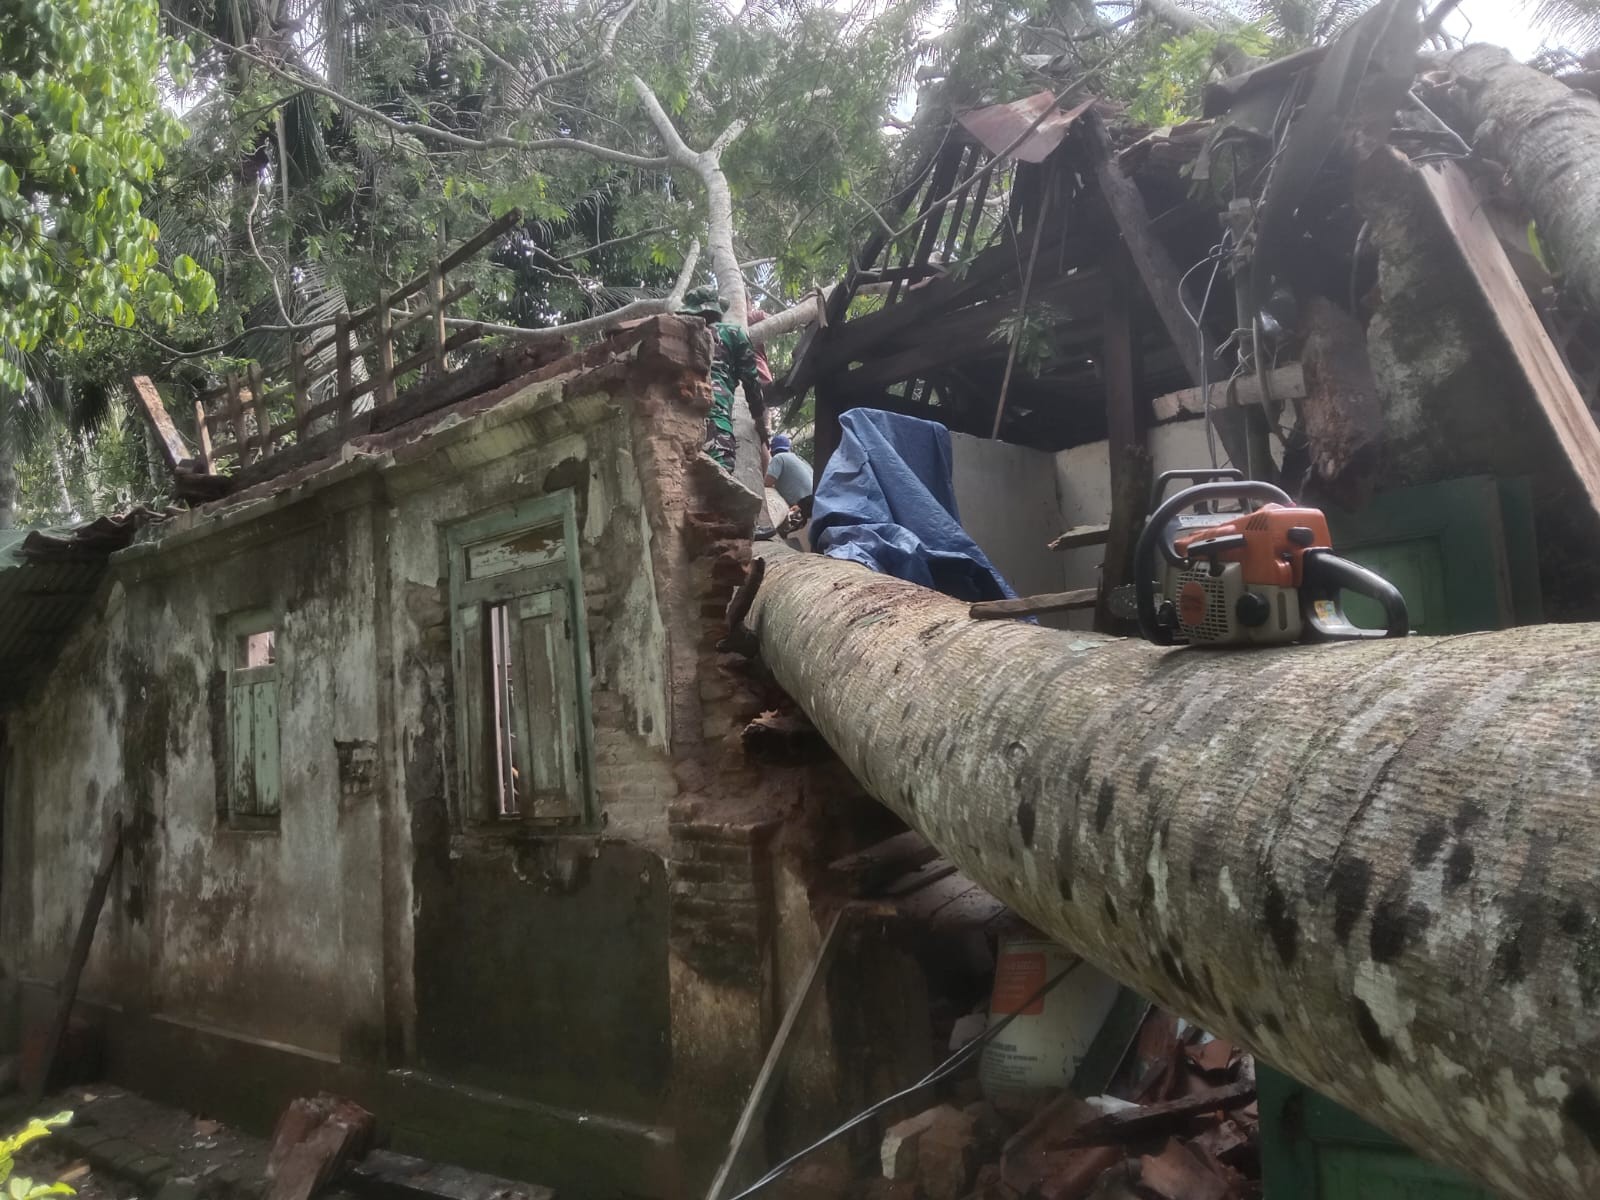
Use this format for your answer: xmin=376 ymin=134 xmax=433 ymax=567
xmin=1531 ymin=0 xmax=1600 ymax=46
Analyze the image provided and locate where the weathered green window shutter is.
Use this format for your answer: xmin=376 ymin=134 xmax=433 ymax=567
xmin=225 ymin=617 xmax=281 ymax=823
xmin=447 ymin=491 xmax=596 ymax=829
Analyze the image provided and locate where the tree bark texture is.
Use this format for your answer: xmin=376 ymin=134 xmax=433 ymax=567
xmin=749 ymin=549 xmax=1600 ymax=1200
xmin=1298 ymin=295 xmax=1382 ymax=509
xmin=1449 ymin=45 xmax=1600 ymax=320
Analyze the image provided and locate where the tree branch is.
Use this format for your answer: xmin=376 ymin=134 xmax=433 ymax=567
xmin=630 ymin=75 xmax=750 ymax=324
xmin=1141 ymin=0 xmax=1219 ymax=34
xmin=709 ymin=117 xmax=749 ymax=157
xmin=631 ymin=74 xmax=698 ymax=165
xmin=748 ymin=285 xmax=836 ymax=343
xmin=426 ymin=237 xmax=701 ymax=343
xmin=526 ymin=0 xmax=647 ymax=98
xmin=170 ymin=15 xmax=672 ymax=169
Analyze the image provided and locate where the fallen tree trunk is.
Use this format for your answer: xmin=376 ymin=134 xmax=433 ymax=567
xmin=749 ymin=550 xmax=1600 ymax=1200
xmin=1449 ymin=45 xmax=1600 ymax=320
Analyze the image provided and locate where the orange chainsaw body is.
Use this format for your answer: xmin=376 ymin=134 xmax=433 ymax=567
xmin=1171 ymin=503 xmax=1332 ymax=589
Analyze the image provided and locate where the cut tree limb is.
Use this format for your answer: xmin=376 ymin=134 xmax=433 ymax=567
xmin=748 ymin=548 xmax=1600 ymax=1200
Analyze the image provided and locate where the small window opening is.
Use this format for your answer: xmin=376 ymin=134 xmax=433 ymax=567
xmin=487 ymin=602 xmax=520 ymax=818
xmin=235 ymin=629 xmax=276 ymax=669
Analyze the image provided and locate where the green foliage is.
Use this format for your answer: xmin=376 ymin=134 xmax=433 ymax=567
xmin=1125 ymin=23 xmax=1275 ymax=127
xmin=0 ymin=0 xmax=215 ymax=392
xmin=0 ymin=1112 xmax=75 ymax=1199
xmin=989 ymin=302 xmax=1066 ymax=377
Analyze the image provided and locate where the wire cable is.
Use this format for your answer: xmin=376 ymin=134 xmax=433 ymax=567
xmin=722 ymin=958 xmax=1086 ymax=1200
xmin=1178 ymin=235 xmax=1231 ymax=470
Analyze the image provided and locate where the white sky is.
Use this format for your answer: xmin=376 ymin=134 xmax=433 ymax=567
xmin=1448 ymin=0 xmax=1559 ymax=57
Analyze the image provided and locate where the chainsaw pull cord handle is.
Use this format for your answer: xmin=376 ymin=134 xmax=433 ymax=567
xmin=1134 ymin=480 xmax=1294 ymax=644
xmin=1299 ymin=549 xmax=1410 ymax=640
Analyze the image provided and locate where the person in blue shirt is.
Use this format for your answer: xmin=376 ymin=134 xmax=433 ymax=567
xmin=757 ymin=434 xmax=814 ymax=542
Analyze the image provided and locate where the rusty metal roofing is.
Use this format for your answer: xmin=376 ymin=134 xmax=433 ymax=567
xmin=0 ymin=509 xmax=167 ymax=709
xmin=956 ymin=92 xmax=1097 ymax=164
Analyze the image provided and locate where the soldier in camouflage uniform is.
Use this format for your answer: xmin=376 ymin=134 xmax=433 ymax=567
xmin=679 ymin=286 xmax=767 ymax=470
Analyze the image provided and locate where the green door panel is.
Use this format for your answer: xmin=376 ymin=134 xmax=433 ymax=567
xmin=1259 ymin=1064 xmax=1494 ymax=1200
xmin=1323 ymin=476 xmax=1541 ymax=636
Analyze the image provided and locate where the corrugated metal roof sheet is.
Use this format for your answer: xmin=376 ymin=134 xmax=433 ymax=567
xmin=956 ymin=92 xmax=1097 ymax=164
xmin=0 ymin=509 xmax=168 ymax=709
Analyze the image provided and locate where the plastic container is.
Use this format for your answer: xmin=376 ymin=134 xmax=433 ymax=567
xmin=979 ymin=935 xmax=1120 ymax=1097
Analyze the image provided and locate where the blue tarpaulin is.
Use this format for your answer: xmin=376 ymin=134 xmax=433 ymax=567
xmin=810 ymin=409 xmax=1017 ymax=603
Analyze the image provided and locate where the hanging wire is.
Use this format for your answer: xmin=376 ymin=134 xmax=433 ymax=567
xmin=722 ymin=959 xmax=1086 ymax=1200
xmin=1178 ymin=232 xmax=1233 ymax=469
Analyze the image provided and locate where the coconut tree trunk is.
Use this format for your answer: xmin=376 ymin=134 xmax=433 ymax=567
xmin=749 ymin=549 xmax=1600 ymax=1200
xmin=1449 ymin=45 xmax=1600 ymax=319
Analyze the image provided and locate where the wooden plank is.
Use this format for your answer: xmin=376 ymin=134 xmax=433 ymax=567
xmin=959 ymin=159 xmax=996 ymax=261
xmin=375 ymin=290 xmax=396 ymax=407
xmin=252 ymin=678 xmax=281 ymax=816
xmin=813 ymin=239 xmax=1099 ymax=374
xmin=828 ymin=830 xmax=938 ymax=894
xmin=1153 ymin=364 xmax=1305 ymax=423
xmin=288 ymin=340 xmax=309 ymax=434
xmin=129 ymin=376 xmax=186 ymax=471
xmin=29 ymin=812 xmax=124 ymax=1102
xmin=319 ymin=325 xmax=485 ymax=421
xmin=991 ymin=175 xmax=1053 ymax=437
xmin=970 ymin=587 xmax=1098 ymax=620
xmin=1097 ymin=245 xmax=1148 ymax=634
xmin=335 ymin=313 xmax=353 ymax=432
xmin=248 ymin=363 xmax=271 ymax=459
xmin=705 ymin=909 xmax=845 ymax=1200
xmin=226 ymin=374 xmax=251 ymax=465
xmin=1420 ymin=160 xmax=1600 ymax=523
xmin=1088 ymin=111 xmax=1210 ymax=388
xmin=193 ymin=397 xmax=215 ymax=474
xmin=1048 ymin=524 xmax=1111 ymax=551
xmin=893 ymin=874 xmax=981 ymax=924
xmin=1056 ymin=1080 xmax=1257 ymax=1149
xmin=429 ymin=261 xmax=448 ymax=375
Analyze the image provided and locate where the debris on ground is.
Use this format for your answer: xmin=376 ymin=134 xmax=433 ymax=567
xmin=848 ymin=1006 xmax=1262 ymax=1200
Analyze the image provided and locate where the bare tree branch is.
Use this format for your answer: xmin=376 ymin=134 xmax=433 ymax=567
xmin=1141 ymin=0 xmax=1219 ymax=34
xmin=525 ymin=0 xmax=647 ymax=98
xmin=748 ymin=285 xmax=836 ymax=342
xmin=630 ymin=75 xmax=751 ymax=325
xmin=423 ymin=237 xmax=702 ymax=342
xmin=169 ymin=14 xmax=673 ymax=169
xmin=556 ymin=224 xmax=672 ymax=262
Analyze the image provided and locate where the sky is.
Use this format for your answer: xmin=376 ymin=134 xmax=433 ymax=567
xmin=1448 ymin=0 xmax=1558 ymax=57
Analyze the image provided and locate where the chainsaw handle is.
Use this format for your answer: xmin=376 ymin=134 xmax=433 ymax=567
xmin=1134 ymin=479 xmax=1293 ymax=644
xmin=1300 ymin=550 xmax=1410 ymax=640
xmin=1148 ymin=468 xmax=1244 ymax=512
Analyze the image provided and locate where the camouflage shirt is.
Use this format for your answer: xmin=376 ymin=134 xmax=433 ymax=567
xmin=706 ymin=322 xmax=765 ymax=435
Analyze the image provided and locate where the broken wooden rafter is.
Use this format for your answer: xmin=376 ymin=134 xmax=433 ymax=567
xmin=1086 ymin=112 xmax=1210 ymax=389
xmin=748 ymin=549 xmax=1600 ymax=1199
xmin=969 ymin=588 xmax=1097 ymax=620
xmin=1055 ymin=1082 xmax=1257 ymax=1150
xmin=1047 ymin=525 xmax=1111 ymax=551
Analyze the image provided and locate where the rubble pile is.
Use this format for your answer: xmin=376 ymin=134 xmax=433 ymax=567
xmin=775 ymin=1008 xmax=1260 ymax=1200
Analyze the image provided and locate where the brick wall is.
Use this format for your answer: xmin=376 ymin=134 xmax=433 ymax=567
xmin=667 ymin=810 xmax=778 ymax=987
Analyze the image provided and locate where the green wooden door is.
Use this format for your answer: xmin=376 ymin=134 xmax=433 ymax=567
xmin=1258 ymin=1065 xmax=1493 ymax=1200
xmin=1323 ymin=476 xmax=1542 ymax=635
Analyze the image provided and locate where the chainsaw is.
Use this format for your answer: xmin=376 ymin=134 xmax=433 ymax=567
xmin=1130 ymin=469 xmax=1410 ymax=647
